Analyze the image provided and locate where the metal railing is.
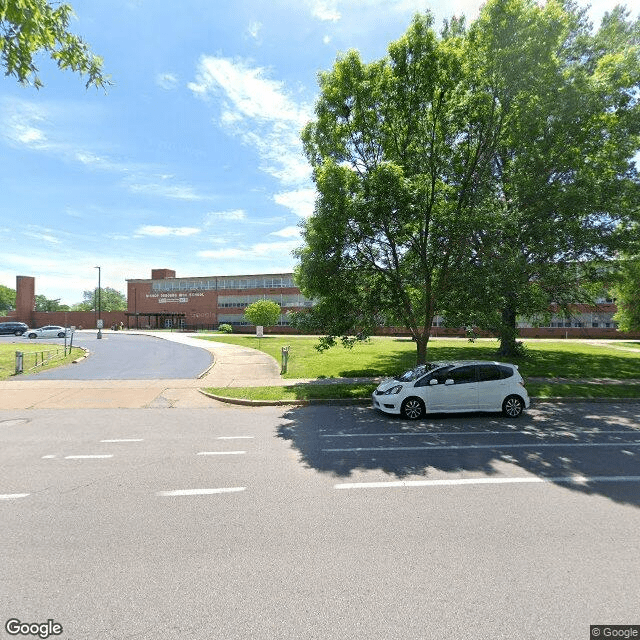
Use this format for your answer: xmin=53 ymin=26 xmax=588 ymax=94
xmin=15 ymin=333 xmax=76 ymax=374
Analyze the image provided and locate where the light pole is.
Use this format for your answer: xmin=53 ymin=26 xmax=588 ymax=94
xmin=95 ymin=266 xmax=102 ymax=339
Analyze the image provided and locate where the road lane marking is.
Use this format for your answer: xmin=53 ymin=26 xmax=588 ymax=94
xmin=323 ymin=442 xmax=640 ymax=452
xmin=156 ymin=487 xmax=246 ymax=497
xmin=64 ymin=455 xmax=114 ymax=459
xmin=100 ymin=439 xmax=144 ymax=443
xmin=0 ymin=493 xmax=30 ymax=500
xmin=197 ymin=451 xmax=246 ymax=456
xmin=321 ymin=429 xmax=640 ymax=438
xmin=42 ymin=455 xmax=56 ymax=459
xmin=217 ymin=436 xmax=255 ymax=440
xmin=335 ymin=476 xmax=640 ymax=490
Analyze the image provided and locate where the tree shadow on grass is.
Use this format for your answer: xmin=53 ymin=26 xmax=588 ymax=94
xmin=337 ymin=342 xmax=640 ymax=380
xmin=275 ymin=400 xmax=640 ymax=508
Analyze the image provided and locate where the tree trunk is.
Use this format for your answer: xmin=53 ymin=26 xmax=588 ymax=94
xmin=414 ymin=331 xmax=429 ymax=364
xmin=498 ymin=303 xmax=518 ymax=358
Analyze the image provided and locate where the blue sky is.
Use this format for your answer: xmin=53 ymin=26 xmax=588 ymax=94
xmin=0 ymin=0 xmax=634 ymax=305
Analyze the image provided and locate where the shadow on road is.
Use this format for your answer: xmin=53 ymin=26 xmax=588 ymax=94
xmin=276 ymin=401 xmax=640 ymax=508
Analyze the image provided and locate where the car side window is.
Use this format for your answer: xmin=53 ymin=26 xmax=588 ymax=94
xmin=416 ymin=366 xmax=453 ymax=386
xmin=497 ymin=365 xmax=514 ymax=379
xmin=477 ymin=364 xmax=501 ymax=382
xmin=448 ymin=365 xmax=477 ymax=384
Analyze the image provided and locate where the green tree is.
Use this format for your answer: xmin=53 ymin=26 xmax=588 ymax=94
xmin=244 ymin=300 xmax=281 ymax=328
xmin=442 ymin=0 xmax=640 ymax=355
xmin=35 ymin=295 xmax=70 ymax=311
xmin=73 ymin=287 xmax=126 ymax=311
xmin=295 ymin=13 xmax=499 ymax=363
xmin=0 ymin=284 xmax=16 ymax=312
xmin=0 ymin=0 xmax=109 ymax=89
xmin=612 ymin=254 xmax=640 ymax=331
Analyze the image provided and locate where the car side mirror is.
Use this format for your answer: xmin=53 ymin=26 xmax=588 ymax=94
xmin=444 ymin=379 xmax=454 ymax=386
xmin=429 ymin=379 xmax=438 ymax=386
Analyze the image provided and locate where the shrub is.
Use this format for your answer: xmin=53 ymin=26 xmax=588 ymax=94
xmin=218 ymin=323 xmax=233 ymax=333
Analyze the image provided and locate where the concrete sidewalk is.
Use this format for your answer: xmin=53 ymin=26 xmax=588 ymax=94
xmin=0 ymin=331 xmax=285 ymax=409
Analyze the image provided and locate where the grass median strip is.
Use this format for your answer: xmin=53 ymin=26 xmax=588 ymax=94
xmin=204 ymin=383 xmax=378 ymax=402
xmin=203 ymin=382 xmax=640 ymax=403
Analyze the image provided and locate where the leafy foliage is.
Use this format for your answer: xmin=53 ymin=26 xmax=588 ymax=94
xmin=72 ymin=287 xmax=126 ymax=311
xmin=243 ymin=299 xmax=281 ymax=327
xmin=217 ymin=323 xmax=233 ymax=333
xmin=0 ymin=0 xmax=109 ymax=89
xmin=612 ymin=255 xmax=640 ymax=331
xmin=35 ymin=295 xmax=69 ymax=311
xmin=296 ymin=1 xmax=640 ymax=361
xmin=0 ymin=284 xmax=15 ymax=311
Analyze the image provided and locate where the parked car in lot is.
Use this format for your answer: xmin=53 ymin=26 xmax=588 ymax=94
xmin=372 ymin=360 xmax=530 ymax=419
xmin=24 ymin=325 xmax=73 ymax=339
xmin=0 ymin=321 xmax=29 ymax=336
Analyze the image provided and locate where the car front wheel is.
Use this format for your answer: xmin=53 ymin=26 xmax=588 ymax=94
xmin=15 ymin=330 xmax=22 ymax=336
xmin=502 ymin=395 xmax=524 ymax=418
xmin=401 ymin=397 xmax=425 ymax=420
xmin=27 ymin=333 xmax=37 ymax=339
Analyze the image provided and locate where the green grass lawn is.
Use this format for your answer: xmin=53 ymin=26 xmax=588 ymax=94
xmin=198 ymin=335 xmax=640 ymax=380
xmin=202 ymin=381 xmax=640 ymax=402
xmin=0 ymin=343 xmax=84 ymax=380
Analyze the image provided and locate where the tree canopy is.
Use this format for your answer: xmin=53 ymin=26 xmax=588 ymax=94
xmin=73 ymin=287 xmax=126 ymax=312
xmin=0 ymin=0 xmax=109 ymax=89
xmin=0 ymin=284 xmax=16 ymax=312
xmin=294 ymin=0 xmax=640 ymax=362
xmin=244 ymin=300 xmax=281 ymax=328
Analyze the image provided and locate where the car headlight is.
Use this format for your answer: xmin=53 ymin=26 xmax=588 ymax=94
xmin=381 ymin=385 xmax=403 ymax=395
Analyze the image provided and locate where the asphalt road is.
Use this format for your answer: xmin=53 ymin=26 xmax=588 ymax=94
xmin=1 ymin=401 xmax=639 ymax=640
xmin=2 ymin=331 xmax=213 ymax=380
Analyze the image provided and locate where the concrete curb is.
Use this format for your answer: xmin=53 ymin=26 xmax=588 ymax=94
xmin=197 ymin=390 xmax=640 ymax=408
xmin=71 ymin=348 xmax=90 ymax=364
xmin=197 ymin=389 xmax=372 ymax=407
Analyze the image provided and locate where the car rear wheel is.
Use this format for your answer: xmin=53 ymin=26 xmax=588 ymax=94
xmin=57 ymin=332 xmax=66 ymax=338
xmin=502 ymin=395 xmax=524 ymax=418
xmin=401 ymin=397 xmax=425 ymax=420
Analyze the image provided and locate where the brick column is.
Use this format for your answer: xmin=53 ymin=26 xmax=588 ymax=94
xmin=16 ymin=276 xmax=35 ymax=326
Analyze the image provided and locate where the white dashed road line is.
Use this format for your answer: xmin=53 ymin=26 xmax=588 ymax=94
xmin=0 ymin=493 xmax=30 ymax=500
xmin=217 ymin=436 xmax=255 ymax=440
xmin=335 ymin=476 xmax=640 ymax=490
xmin=156 ymin=488 xmax=246 ymax=497
xmin=64 ymin=455 xmax=114 ymax=459
xmin=324 ymin=442 xmax=640 ymax=453
xmin=197 ymin=451 xmax=246 ymax=456
xmin=100 ymin=439 xmax=144 ymax=443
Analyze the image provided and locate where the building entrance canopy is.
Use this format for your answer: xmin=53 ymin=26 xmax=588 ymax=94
xmin=125 ymin=312 xmax=186 ymax=330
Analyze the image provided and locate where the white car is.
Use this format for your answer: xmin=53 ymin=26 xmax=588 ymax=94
xmin=24 ymin=325 xmax=73 ymax=339
xmin=372 ymin=360 xmax=530 ymax=419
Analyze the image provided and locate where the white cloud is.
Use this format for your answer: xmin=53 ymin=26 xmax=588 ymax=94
xmin=156 ymin=72 xmax=179 ymax=90
xmin=126 ymin=177 xmax=208 ymax=201
xmin=197 ymin=238 xmax=301 ymax=260
xmin=1 ymin=101 xmax=49 ymax=149
xmin=205 ymin=209 xmax=247 ymax=223
xmin=246 ymin=21 xmax=263 ymax=41
xmin=270 ymin=226 xmax=302 ymax=239
xmin=274 ymin=188 xmax=316 ymax=218
xmin=135 ymin=225 xmax=201 ymax=237
xmin=309 ymin=0 xmax=341 ymax=21
xmin=188 ymin=56 xmax=313 ymax=187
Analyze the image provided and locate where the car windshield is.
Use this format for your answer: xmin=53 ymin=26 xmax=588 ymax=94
xmin=395 ymin=363 xmax=440 ymax=382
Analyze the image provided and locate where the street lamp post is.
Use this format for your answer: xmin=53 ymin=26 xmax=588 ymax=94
xmin=95 ymin=266 xmax=102 ymax=339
